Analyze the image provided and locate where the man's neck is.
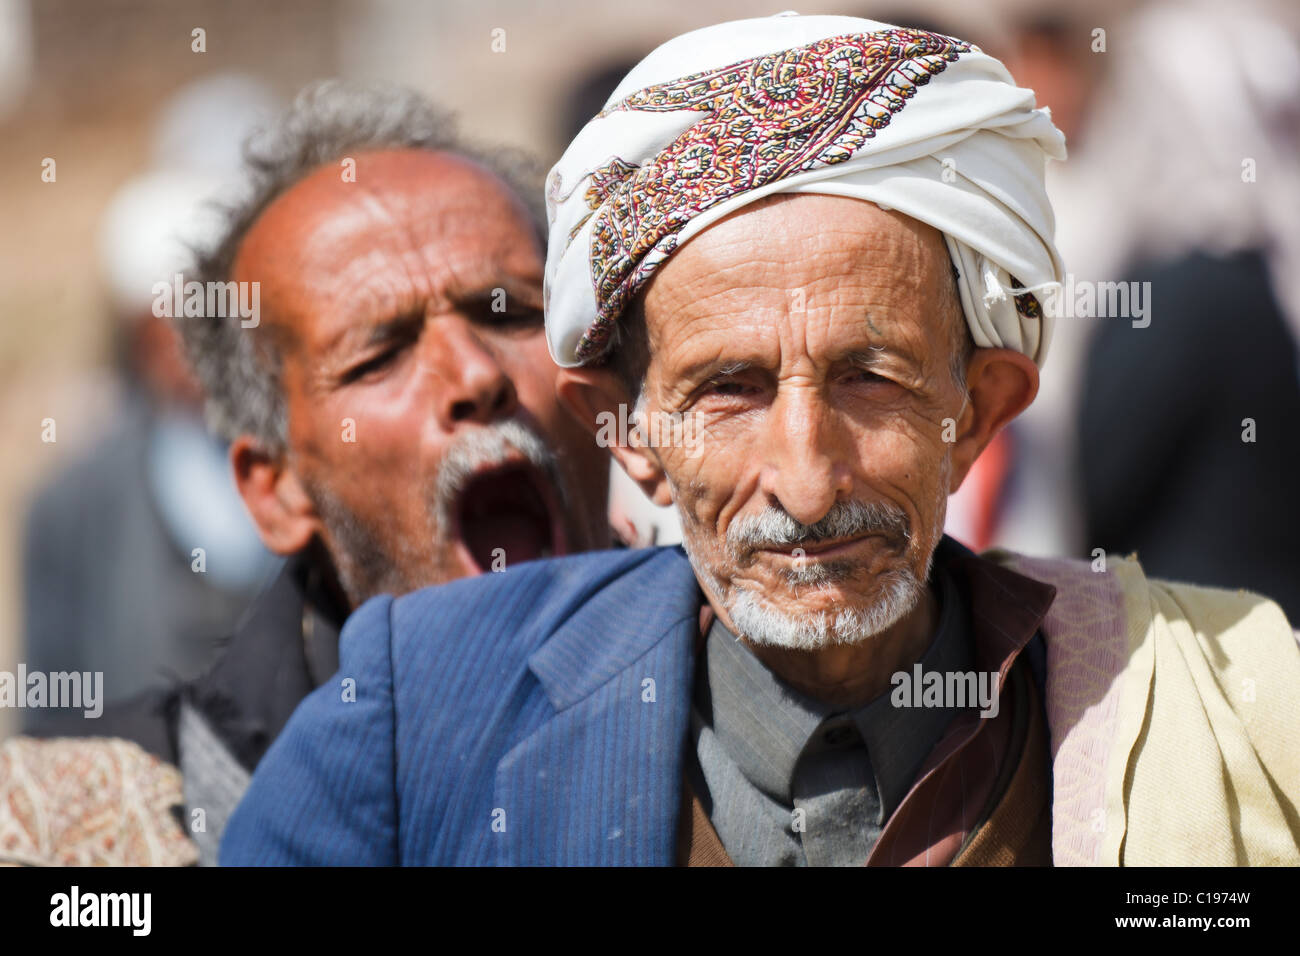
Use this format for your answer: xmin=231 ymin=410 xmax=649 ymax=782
xmin=714 ymin=584 xmax=940 ymax=711
xmin=299 ymin=539 xmax=354 ymax=627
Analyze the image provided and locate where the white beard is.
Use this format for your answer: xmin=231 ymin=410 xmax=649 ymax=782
xmin=725 ymin=567 xmax=927 ymax=650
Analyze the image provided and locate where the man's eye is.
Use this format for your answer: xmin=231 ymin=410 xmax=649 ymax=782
xmin=707 ymin=379 xmax=764 ymax=403
xmin=342 ymin=347 xmax=400 ymax=384
xmin=472 ymin=301 xmax=543 ymax=329
xmin=845 ymin=368 xmax=889 ymax=386
xmin=492 ymin=307 xmax=544 ymax=329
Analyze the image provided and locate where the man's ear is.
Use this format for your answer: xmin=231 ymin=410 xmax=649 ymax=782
xmin=556 ymin=366 xmax=674 ymax=507
xmin=947 ymin=348 xmax=1038 ymax=493
xmin=230 ymin=435 xmax=321 ymax=555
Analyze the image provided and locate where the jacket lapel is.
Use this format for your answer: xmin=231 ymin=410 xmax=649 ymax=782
xmin=494 ymin=547 xmax=702 ymax=865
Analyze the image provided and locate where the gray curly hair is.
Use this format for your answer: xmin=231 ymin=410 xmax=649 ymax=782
xmin=180 ymin=80 xmax=547 ymax=456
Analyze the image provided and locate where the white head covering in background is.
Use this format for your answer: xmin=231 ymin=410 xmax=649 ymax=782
xmin=95 ymin=73 xmax=285 ymax=590
xmin=100 ymin=72 xmax=282 ymax=317
xmin=544 ymin=12 xmax=1066 ymax=370
xmin=97 ymin=169 xmax=227 ymax=317
xmin=1084 ymin=0 xmax=1300 ymax=359
xmin=0 ymin=0 xmax=32 ymax=120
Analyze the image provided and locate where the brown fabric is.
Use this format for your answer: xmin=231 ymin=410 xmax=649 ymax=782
xmin=864 ymin=667 xmax=1019 ymax=866
xmin=677 ymin=545 xmax=1058 ymax=867
xmin=678 ymin=777 xmax=734 ymax=866
xmin=695 ymin=604 xmax=715 ymax=658
xmin=863 ymin=553 xmax=1055 ymax=865
xmin=950 ymin=664 xmax=1052 ymax=866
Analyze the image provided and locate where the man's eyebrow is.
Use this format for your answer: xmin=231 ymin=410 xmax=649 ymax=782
xmin=844 ymin=346 xmax=887 ymax=365
xmin=843 ymin=341 xmax=925 ymax=371
xmin=713 ymin=360 xmax=753 ymax=378
xmin=319 ymin=308 xmax=422 ymax=356
xmin=450 ymin=277 xmax=544 ymax=311
xmin=676 ymin=358 xmax=755 ymax=381
xmin=360 ymin=309 xmax=424 ymax=348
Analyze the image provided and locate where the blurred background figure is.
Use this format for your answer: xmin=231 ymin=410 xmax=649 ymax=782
xmin=946 ymin=3 xmax=1114 ymax=558
xmin=1075 ymin=0 xmax=1300 ymax=620
xmin=21 ymin=75 xmax=281 ymax=726
xmin=934 ymin=0 xmax=1300 ymax=628
xmin=0 ymin=0 xmax=32 ymax=120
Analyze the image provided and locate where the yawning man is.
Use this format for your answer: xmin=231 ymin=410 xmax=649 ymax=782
xmin=22 ymin=81 xmax=611 ymax=866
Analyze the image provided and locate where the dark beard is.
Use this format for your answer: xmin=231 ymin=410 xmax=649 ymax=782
xmin=302 ymin=477 xmax=437 ymax=608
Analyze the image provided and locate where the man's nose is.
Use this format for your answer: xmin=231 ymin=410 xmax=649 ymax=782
xmin=425 ymin=318 xmax=518 ymax=429
xmin=757 ymin=387 xmax=852 ymax=526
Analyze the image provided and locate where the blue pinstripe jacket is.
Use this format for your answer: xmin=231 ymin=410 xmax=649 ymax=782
xmin=219 ymin=546 xmax=704 ymax=865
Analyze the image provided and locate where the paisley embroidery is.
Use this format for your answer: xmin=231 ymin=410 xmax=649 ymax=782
xmin=572 ymin=28 xmax=973 ymax=362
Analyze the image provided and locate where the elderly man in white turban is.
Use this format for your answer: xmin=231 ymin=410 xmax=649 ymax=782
xmin=223 ymin=14 xmax=1300 ymax=867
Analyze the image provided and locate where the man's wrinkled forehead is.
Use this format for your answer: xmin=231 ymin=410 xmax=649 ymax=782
xmin=641 ymin=195 xmax=952 ymax=362
xmin=232 ymin=148 xmax=543 ymax=342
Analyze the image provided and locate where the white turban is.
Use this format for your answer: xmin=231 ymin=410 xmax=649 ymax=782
xmin=544 ymin=13 xmax=1066 ymax=369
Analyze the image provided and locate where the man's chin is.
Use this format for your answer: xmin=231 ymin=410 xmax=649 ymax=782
xmin=723 ymin=569 xmax=925 ymax=652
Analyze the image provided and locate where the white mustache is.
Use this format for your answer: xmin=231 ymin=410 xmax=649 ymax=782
xmin=727 ymin=499 xmax=911 ymax=556
xmin=432 ymin=419 xmax=565 ymax=530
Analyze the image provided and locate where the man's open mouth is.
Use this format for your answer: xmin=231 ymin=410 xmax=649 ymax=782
xmin=451 ymin=461 xmax=567 ymax=573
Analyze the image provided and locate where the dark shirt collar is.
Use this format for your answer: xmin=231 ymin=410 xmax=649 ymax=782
xmin=186 ymin=550 xmax=344 ymax=771
xmin=295 ymin=552 xmax=346 ymax=685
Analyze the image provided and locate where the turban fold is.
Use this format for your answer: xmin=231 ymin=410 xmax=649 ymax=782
xmin=544 ymin=13 xmax=1066 ymax=369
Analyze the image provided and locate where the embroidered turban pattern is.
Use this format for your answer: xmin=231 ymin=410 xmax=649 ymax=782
xmin=545 ymin=14 xmax=1067 ymax=369
xmin=567 ymin=29 xmax=971 ymax=362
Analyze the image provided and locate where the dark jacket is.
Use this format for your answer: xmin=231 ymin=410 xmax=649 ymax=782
xmin=27 ymin=551 xmax=346 ymax=863
xmin=1078 ymin=250 xmax=1300 ymax=621
xmin=68 ymin=552 xmax=345 ymax=768
xmin=21 ymin=399 xmax=264 ymax=721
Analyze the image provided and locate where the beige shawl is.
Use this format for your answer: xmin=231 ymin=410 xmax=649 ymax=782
xmin=994 ymin=550 xmax=1300 ymax=865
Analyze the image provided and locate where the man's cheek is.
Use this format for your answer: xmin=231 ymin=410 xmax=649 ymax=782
xmin=504 ymin=343 xmax=560 ymax=399
xmin=661 ymin=446 xmax=732 ymax=530
xmin=659 ymin=443 xmax=705 ymax=494
xmin=336 ymin=378 xmax=435 ymax=446
xmin=289 ymin=407 xmax=347 ymax=476
xmin=856 ymin=423 xmax=935 ymax=480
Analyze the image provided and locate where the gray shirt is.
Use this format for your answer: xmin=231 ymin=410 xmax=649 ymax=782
xmin=686 ymin=562 xmax=972 ymax=866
